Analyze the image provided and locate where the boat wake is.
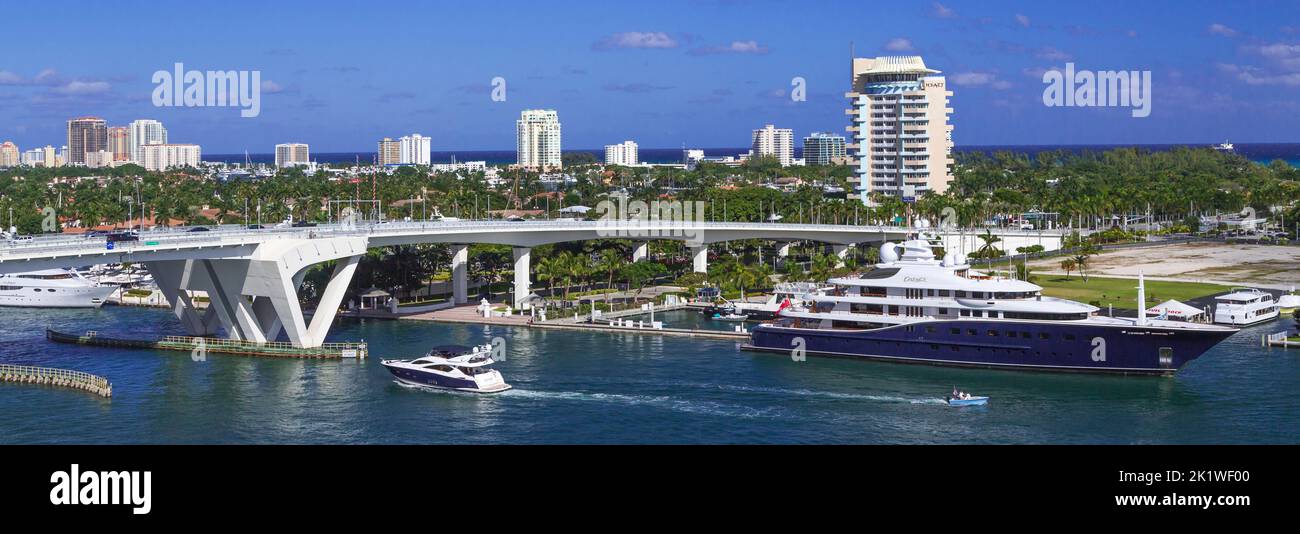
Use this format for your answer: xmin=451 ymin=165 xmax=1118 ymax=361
xmin=501 ymin=388 xmax=789 ymax=419
xmin=649 ymin=380 xmax=948 ymax=405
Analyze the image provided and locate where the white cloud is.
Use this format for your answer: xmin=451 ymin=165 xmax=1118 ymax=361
xmin=1035 ymin=46 xmax=1072 ymax=61
xmin=593 ymin=32 xmax=679 ymax=50
xmin=884 ymin=38 xmax=915 ymax=52
xmin=52 ymin=80 xmax=110 ymax=95
xmin=931 ymin=2 xmax=956 ymax=19
xmin=690 ymin=40 xmax=770 ymax=55
xmin=261 ymin=80 xmax=286 ymax=93
xmin=1015 ymin=14 xmax=1030 ymax=28
xmin=950 ymin=72 xmax=1012 ymax=89
xmin=1208 ymin=23 xmax=1238 ymax=37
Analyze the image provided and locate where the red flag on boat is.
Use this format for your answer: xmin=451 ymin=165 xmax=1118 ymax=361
xmin=777 ymin=298 xmax=792 ymax=314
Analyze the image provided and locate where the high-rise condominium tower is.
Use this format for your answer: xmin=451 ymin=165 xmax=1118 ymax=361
xmin=845 ymin=55 xmax=953 ymax=203
xmin=516 ymin=109 xmax=562 ymax=170
xmin=399 ymin=134 xmax=431 ymax=165
xmin=66 ymin=117 xmax=108 ymax=165
xmin=275 ymin=143 xmax=310 ymax=168
xmin=751 ymin=124 xmax=794 ymax=166
xmin=107 ymin=126 xmax=130 ymax=161
xmin=377 ymin=138 xmax=401 ymax=165
xmin=604 ymin=141 xmax=638 ymax=166
xmin=803 ymin=132 xmax=847 ymax=166
xmin=128 ymin=120 xmax=168 ymax=163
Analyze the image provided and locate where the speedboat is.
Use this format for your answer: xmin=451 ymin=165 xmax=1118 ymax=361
xmin=712 ymin=312 xmax=749 ymax=322
xmin=0 ymin=268 xmax=118 ymax=308
xmin=1213 ymin=288 xmax=1279 ymax=326
xmin=947 ymin=393 xmax=989 ymax=406
xmin=380 ymin=344 xmax=511 ymax=393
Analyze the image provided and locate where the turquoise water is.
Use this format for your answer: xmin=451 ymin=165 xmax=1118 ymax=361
xmin=1 ymin=306 xmax=1297 ymax=444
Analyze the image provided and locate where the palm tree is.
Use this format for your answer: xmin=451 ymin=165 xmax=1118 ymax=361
xmin=1060 ymin=258 xmax=1076 ymax=279
xmin=597 ymin=248 xmax=625 ymax=304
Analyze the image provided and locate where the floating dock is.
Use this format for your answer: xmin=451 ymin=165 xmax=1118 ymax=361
xmin=46 ymin=329 xmax=367 ymax=359
xmin=0 ymin=364 xmax=112 ymax=397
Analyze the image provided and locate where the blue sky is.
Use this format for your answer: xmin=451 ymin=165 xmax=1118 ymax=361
xmin=1 ymin=0 xmax=1297 ymax=153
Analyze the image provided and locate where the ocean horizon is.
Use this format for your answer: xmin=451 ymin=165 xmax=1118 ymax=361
xmin=204 ymin=142 xmax=1300 ymax=168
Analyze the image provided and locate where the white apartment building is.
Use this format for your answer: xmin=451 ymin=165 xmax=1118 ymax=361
xmin=751 ymin=124 xmax=794 ymax=166
xmin=84 ymin=150 xmax=116 ymax=169
xmin=21 ymin=148 xmax=44 ymax=166
xmin=604 ymin=140 xmax=638 ymax=166
xmin=845 ymin=55 xmax=954 ymax=202
xmin=142 ymin=144 xmax=201 ymax=171
xmin=127 ymin=119 xmax=168 ymax=163
xmin=275 ymin=143 xmax=310 ymax=168
xmin=429 ymin=161 xmax=488 ymax=173
xmin=516 ymin=109 xmax=562 ymax=170
xmin=400 ymin=134 xmax=431 ymax=165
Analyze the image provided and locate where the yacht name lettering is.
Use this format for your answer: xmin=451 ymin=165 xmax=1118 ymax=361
xmin=903 ymin=276 xmax=927 ymax=283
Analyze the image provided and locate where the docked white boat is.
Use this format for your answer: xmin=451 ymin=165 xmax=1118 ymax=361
xmin=381 ymin=344 xmax=511 ymax=393
xmin=1277 ymin=288 xmax=1299 ymax=314
xmin=1212 ymin=288 xmax=1279 ymax=326
xmin=0 ymin=269 xmax=118 ymax=308
xmin=701 ymin=282 xmax=828 ymax=321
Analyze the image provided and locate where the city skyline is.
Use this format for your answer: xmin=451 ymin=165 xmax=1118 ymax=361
xmin=1 ymin=0 xmax=1298 ymax=153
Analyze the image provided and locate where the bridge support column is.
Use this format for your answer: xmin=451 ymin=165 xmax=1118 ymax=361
xmin=833 ymin=244 xmax=852 ymax=268
xmin=513 ymin=246 xmax=531 ymax=309
xmin=144 ymin=237 xmax=366 ymax=348
xmin=691 ymin=246 xmax=708 ymax=273
xmin=451 ymin=244 xmax=468 ymax=304
xmin=632 ymin=241 xmax=649 ymax=262
xmin=144 ymin=260 xmax=221 ymax=336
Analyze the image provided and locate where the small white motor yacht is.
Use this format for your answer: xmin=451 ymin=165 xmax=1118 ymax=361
xmin=1213 ymin=288 xmax=1279 ymax=326
xmin=0 ymin=269 xmax=118 ymax=308
xmin=381 ymin=344 xmax=511 ymax=393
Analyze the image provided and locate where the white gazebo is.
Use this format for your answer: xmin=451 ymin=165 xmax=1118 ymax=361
xmin=1145 ymin=299 xmax=1205 ymax=321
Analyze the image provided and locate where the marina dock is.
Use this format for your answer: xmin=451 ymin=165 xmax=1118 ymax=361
xmin=0 ymin=364 xmax=112 ymax=397
xmin=46 ymin=329 xmax=367 ymax=359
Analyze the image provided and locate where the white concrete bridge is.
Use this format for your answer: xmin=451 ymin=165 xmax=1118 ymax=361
xmin=1 ymin=220 xmax=1064 ymax=348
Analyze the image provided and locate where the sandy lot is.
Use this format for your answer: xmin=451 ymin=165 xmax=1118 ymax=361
xmin=1029 ymin=242 xmax=1300 ymax=287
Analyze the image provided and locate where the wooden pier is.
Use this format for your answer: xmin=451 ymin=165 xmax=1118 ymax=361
xmin=0 ymin=364 xmax=112 ymax=397
xmin=46 ymin=329 xmax=367 ymax=360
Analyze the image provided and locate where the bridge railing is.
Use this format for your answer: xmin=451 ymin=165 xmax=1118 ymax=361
xmin=3 ymin=219 xmax=1069 ymax=260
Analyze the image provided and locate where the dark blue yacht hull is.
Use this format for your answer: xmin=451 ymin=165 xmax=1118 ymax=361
xmin=743 ymin=320 xmax=1237 ymax=375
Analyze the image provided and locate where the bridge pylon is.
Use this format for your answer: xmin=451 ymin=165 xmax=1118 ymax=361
xmin=144 ymin=237 xmax=367 ymax=348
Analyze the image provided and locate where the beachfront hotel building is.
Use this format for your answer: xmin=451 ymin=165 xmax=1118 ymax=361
xmin=0 ymin=142 xmax=18 ymax=167
xmin=845 ymin=55 xmax=953 ymax=203
xmin=128 ymin=120 xmax=168 ymax=163
xmin=751 ymin=124 xmax=794 ymax=166
xmin=803 ymin=132 xmax=847 ymax=166
xmin=604 ymin=140 xmax=638 ymax=166
xmin=275 ymin=143 xmax=310 ymax=168
xmin=400 ymin=134 xmax=431 ymax=165
xmin=141 ymin=144 xmax=200 ymax=171
xmin=516 ymin=109 xmax=562 ymax=171
xmin=66 ymin=116 xmax=108 ymax=165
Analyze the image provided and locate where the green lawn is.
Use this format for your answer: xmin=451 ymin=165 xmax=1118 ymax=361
xmin=1032 ymin=275 xmax=1225 ymax=310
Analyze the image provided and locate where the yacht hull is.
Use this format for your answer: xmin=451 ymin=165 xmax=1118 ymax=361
xmin=0 ymin=285 xmax=117 ymax=308
xmin=744 ymin=320 xmax=1237 ymax=376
